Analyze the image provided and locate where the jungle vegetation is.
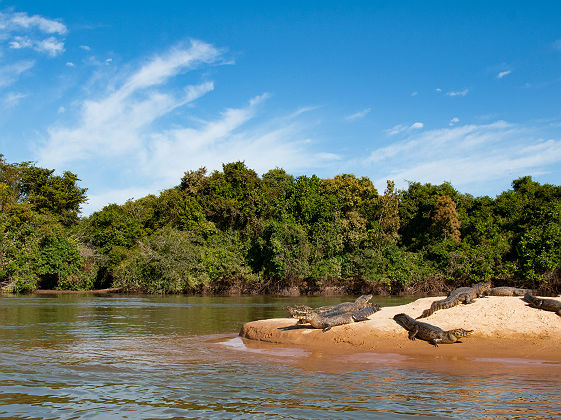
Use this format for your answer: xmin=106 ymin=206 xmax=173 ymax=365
xmin=1 ymin=155 xmax=560 ymax=295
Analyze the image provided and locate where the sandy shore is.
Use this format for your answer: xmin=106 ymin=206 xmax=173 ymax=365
xmin=240 ymin=296 xmax=561 ymax=361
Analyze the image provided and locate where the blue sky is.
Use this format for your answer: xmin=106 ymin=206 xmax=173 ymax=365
xmin=1 ymin=1 xmax=561 ymax=213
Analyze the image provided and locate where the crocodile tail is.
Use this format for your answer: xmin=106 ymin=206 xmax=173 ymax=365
xmin=416 ymin=298 xmax=455 ymax=319
xmin=416 ymin=308 xmax=433 ymax=319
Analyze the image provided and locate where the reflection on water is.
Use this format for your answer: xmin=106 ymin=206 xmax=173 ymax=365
xmin=1 ymin=294 xmax=560 ymax=419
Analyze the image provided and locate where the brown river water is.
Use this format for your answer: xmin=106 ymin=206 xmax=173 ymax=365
xmin=1 ymin=294 xmax=560 ymax=419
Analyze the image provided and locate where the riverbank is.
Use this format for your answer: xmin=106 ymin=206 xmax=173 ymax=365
xmin=32 ymin=287 xmax=123 ymax=295
xmin=240 ymin=296 xmax=561 ymax=361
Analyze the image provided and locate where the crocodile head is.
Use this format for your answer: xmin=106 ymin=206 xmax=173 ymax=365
xmin=355 ymin=294 xmax=373 ymax=305
xmin=448 ymin=328 xmax=474 ymax=339
xmin=393 ymin=313 xmax=414 ymax=329
xmin=477 ymin=282 xmax=492 ymax=294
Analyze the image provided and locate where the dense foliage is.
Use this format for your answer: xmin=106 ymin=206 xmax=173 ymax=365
xmin=1 ymin=155 xmax=560 ymax=294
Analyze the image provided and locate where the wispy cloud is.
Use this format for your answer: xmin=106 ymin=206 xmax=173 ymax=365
xmin=411 ymin=91 xmax=418 ymax=96
xmin=449 ymin=117 xmax=459 ymax=126
xmin=2 ymin=91 xmax=27 ymax=108
xmin=39 ymin=40 xmax=221 ymax=167
xmin=497 ymin=70 xmax=512 ymax=79
xmin=364 ymin=121 xmax=561 ymax=194
xmin=385 ymin=121 xmax=423 ymax=136
xmin=345 ymin=107 xmax=371 ymax=121
xmin=0 ymin=60 xmax=35 ymax=88
xmin=446 ymin=88 xmax=469 ymax=97
xmin=4 ymin=12 xmax=67 ymax=34
xmin=10 ymin=35 xmax=65 ymax=56
xmin=0 ymin=10 xmax=67 ymax=57
xmin=37 ymin=40 xmax=334 ymax=213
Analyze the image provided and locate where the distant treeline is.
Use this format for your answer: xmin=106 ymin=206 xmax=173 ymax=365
xmin=1 ymin=155 xmax=560 ymax=295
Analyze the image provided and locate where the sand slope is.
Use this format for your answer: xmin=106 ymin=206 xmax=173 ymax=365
xmin=240 ymin=296 xmax=561 ymax=360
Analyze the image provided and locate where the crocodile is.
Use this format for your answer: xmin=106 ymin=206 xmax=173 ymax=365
xmin=286 ymin=294 xmax=373 ymax=320
xmin=296 ymin=305 xmax=379 ymax=332
xmin=393 ymin=313 xmax=473 ymax=347
xmin=522 ymin=293 xmax=561 ymax=317
xmin=416 ymin=281 xmax=491 ymax=319
xmin=486 ymin=286 xmax=537 ymax=296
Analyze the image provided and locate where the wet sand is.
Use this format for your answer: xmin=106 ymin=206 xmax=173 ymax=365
xmin=240 ymin=296 xmax=561 ymax=361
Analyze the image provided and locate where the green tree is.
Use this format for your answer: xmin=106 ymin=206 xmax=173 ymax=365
xmin=431 ymin=195 xmax=461 ymax=243
xmin=19 ymin=166 xmax=87 ymax=225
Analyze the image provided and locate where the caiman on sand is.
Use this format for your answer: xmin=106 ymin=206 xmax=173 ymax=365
xmin=486 ymin=286 xmax=536 ymax=296
xmin=286 ymin=294 xmax=373 ymax=321
xmin=296 ymin=305 xmax=380 ymax=332
xmin=522 ymin=293 xmax=561 ymax=317
xmin=417 ymin=282 xmax=491 ymax=319
xmin=393 ymin=313 xmax=473 ymax=347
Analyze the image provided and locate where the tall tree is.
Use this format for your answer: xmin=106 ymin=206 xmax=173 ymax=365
xmin=431 ymin=195 xmax=461 ymax=243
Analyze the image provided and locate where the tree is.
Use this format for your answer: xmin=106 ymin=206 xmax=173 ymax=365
xmin=0 ymin=156 xmax=87 ymax=224
xmin=431 ymin=195 xmax=461 ymax=243
xmin=369 ymin=180 xmax=400 ymax=247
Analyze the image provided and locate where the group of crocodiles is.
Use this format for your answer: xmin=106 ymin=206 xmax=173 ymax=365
xmin=285 ymin=294 xmax=381 ymax=332
xmin=284 ymin=283 xmax=561 ymax=347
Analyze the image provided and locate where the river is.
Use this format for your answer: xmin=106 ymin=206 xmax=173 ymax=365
xmin=1 ymin=294 xmax=560 ymax=418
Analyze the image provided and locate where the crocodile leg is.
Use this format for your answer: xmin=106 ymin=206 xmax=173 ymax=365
xmin=429 ymin=339 xmax=440 ymax=347
xmin=322 ymin=325 xmax=332 ymax=332
xmin=408 ymin=326 xmax=419 ymax=341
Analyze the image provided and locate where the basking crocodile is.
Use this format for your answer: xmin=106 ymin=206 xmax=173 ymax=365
xmin=393 ymin=313 xmax=473 ymax=347
xmin=486 ymin=287 xmax=536 ymax=296
xmin=286 ymin=294 xmax=373 ymax=320
xmin=297 ymin=305 xmax=379 ymax=332
xmin=417 ymin=282 xmax=491 ymax=319
xmin=522 ymin=293 xmax=561 ymax=317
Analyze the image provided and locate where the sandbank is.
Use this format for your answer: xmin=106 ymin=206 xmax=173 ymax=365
xmin=239 ymin=296 xmax=561 ymax=361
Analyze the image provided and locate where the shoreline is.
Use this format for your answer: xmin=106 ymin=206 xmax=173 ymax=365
xmin=239 ymin=296 xmax=561 ymax=361
xmin=32 ymin=287 xmax=123 ymax=295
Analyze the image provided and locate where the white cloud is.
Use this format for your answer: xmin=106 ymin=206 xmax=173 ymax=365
xmin=37 ymin=41 xmax=333 ymax=213
xmin=446 ymin=89 xmax=469 ymax=97
xmin=80 ymin=45 xmax=91 ymax=51
xmin=8 ymin=35 xmax=64 ymax=56
xmin=497 ymin=70 xmax=512 ymax=79
xmin=0 ymin=60 xmax=35 ymax=88
xmin=435 ymin=88 xmax=442 ymax=93
xmin=2 ymin=91 xmax=27 ymax=107
xmin=0 ymin=10 xmax=66 ymax=57
xmin=34 ymin=36 xmax=65 ymax=56
xmin=144 ymin=93 xmax=336 ymax=184
xmin=66 ymin=62 xmax=75 ymax=67
xmin=8 ymin=35 xmax=33 ymax=49
xmin=385 ymin=121 xmax=424 ymax=136
xmin=411 ymin=91 xmax=418 ymax=96
xmin=7 ymin=12 xmax=67 ymax=34
xmin=345 ymin=107 xmax=371 ymax=121
xmin=365 ymin=121 xmax=561 ymax=193
xmin=449 ymin=117 xmax=460 ymax=126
